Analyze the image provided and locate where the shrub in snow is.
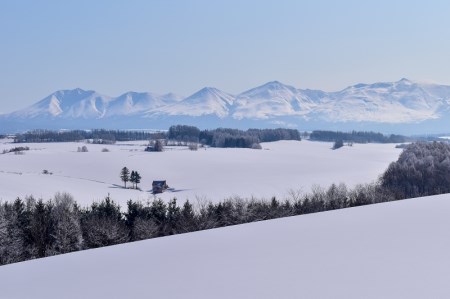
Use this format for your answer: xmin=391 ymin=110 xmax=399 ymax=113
xmin=332 ymin=139 xmax=344 ymax=150
xmin=145 ymin=140 xmax=164 ymax=152
xmin=77 ymin=146 xmax=88 ymax=152
xmin=188 ymin=143 xmax=198 ymax=151
xmin=251 ymin=143 xmax=262 ymax=150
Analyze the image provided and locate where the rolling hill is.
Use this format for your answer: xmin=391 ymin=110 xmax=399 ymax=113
xmin=1 ymin=193 xmax=449 ymax=298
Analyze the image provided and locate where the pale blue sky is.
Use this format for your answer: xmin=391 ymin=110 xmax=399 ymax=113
xmin=1 ymin=0 xmax=450 ymax=113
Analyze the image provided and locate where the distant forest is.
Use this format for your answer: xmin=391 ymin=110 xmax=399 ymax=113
xmin=309 ymin=130 xmax=408 ymax=143
xmin=13 ymin=129 xmax=164 ymax=143
xmin=2 ymin=141 xmax=450 ymax=266
xmin=13 ymin=126 xmax=301 ymax=149
xmin=168 ymin=125 xmax=301 ymax=148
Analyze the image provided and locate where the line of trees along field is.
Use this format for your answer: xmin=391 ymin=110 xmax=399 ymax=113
xmin=309 ymin=130 xmax=408 ymax=143
xmin=13 ymin=126 xmax=301 ymax=149
xmin=168 ymin=125 xmax=301 ymax=148
xmin=13 ymin=129 xmax=165 ymax=143
xmin=1 ymin=141 xmax=450 ymax=265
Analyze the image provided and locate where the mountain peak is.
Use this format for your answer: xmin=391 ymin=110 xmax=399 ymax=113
xmin=186 ymin=87 xmax=235 ymax=100
xmin=197 ymin=87 xmax=221 ymax=94
xmin=396 ymin=78 xmax=416 ymax=87
xmin=260 ymin=81 xmax=291 ymax=89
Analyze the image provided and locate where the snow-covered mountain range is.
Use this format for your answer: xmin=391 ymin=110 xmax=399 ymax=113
xmin=2 ymin=79 xmax=450 ymax=134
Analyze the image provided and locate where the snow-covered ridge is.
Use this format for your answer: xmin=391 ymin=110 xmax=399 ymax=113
xmin=1 ymin=193 xmax=450 ymax=298
xmin=2 ymin=78 xmax=450 ymax=127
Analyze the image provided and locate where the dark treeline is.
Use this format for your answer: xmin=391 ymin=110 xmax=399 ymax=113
xmin=310 ymin=130 xmax=408 ymax=143
xmin=14 ymin=130 xmax=164 ymax=143
xmin=168 ymin=125 xmax=301 ymax=148
xmin=14 ymin=126 xmax=300 ymax=148
xmin=2 ymin=141 xmax=450 ymax=266
xmin=0 ymin=183 xmax=391 ymax=266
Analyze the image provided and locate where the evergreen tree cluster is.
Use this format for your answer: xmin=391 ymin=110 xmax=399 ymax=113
xmin=310 ymin=130 xmax=408 ymax=143
xmin=120 ymin=167 xmax=141 ymax=189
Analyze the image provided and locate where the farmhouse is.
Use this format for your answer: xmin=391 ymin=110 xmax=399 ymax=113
xmin=152 ymin=180 xmax=168 ymax=194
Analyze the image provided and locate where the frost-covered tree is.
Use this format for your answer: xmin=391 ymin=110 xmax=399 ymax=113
xmin=132 ymin=217 xmax=159 ymax=241
xmin=179 ymin=200 xmax=197 ymax=233
xmin=50 ymin=193 xmax=83 ymax=254
xmin=81 ymin=195 xmax=128 ymax=248
xmin=0 ymin=204 xmax=8 ymax=264
xmin=29 ymin=199 xmax=54 ymax=258
xmin=165 ymin=198 xmax=181 ymax=235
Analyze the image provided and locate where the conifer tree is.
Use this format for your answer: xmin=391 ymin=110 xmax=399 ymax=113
xmin=129 ymin=171 xmax=141 ymax=189
xmin=120 ymin=167 xmax=130 ymax=188
xmin=134 ymin=171 xmax=141 ymax=189
xmin=130 ymin=171 xmax=136 ymax=189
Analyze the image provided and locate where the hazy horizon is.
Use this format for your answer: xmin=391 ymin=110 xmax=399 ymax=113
xmin=2 ymin=0 xmax=450 ymax=113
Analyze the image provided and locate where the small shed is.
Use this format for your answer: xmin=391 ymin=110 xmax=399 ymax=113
xmin=152 ymin=180 xmax=169 ymax=194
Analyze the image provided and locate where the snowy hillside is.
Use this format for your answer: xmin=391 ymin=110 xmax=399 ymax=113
xmin=1 ymin=193 xmax=450 ymax=299
xmin=0 ymin=139 xmax=401 ymax=205
xmin=2 ymin=79 xmax=450 ymax=133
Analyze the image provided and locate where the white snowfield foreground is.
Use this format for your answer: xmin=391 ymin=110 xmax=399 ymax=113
xmin=1 ymin=194 xmax=450 ymax=299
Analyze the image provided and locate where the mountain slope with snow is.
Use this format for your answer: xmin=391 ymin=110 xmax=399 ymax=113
xmin=233 ymin=81 xmax=318 ymax=119
xmin=146 ymin=87 xmax=235 ymax=118
xmin=317 ymin=78 xmax=449 ymax=123
xmin=1 ymin=194 xmax=450 ymax=298
xmin=7 ymin=88 xmax=112 ymax=119
xmin=105 ymin=91 xmax=182 ymax=117
xmin=2 ymin=79 xmax=450 ymax=133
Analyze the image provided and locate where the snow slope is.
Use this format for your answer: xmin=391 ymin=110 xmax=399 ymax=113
xmin=1 ymin=193 xmax=450 ymax=298
xmin=0 ymin=139 xmax=401 ymax=205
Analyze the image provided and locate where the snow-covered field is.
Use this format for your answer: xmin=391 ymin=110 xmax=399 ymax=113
xmin=1 ymin=194 xmax=450 ymax=299
xmin=0 ymin=139 xmax=401 ymax=206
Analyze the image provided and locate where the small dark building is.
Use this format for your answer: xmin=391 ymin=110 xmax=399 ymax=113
xmin=152 ymin=180 xmax=168 ymax=194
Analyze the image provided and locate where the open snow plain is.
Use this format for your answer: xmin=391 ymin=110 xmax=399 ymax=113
xmin=0 ymin=139 xmax=402 ymax=206
xmin=1 ymin=193 xmax=450 ymax=299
